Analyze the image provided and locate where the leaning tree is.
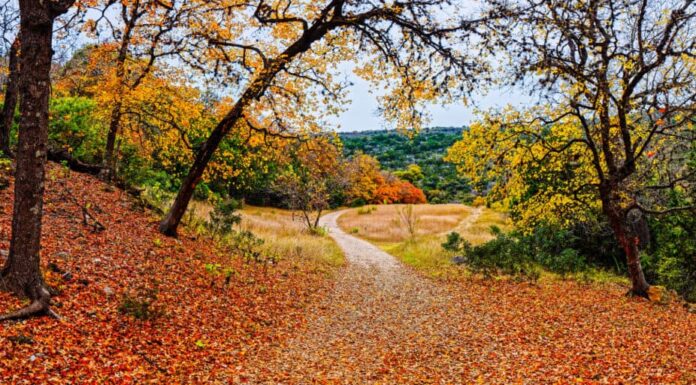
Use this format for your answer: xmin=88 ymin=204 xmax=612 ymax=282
xmin=0 ymin=0 xmax=76 ymax=320
xmin=477 ymin=0 xmax=696 ymax=297
xmin=157 ymin=0 xmax=492 ymax=236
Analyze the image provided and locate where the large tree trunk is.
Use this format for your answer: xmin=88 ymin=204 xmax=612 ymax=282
xmin=601 ymin=193 xmax=650 ymax=298
xmin=158 ymin=108 xmax=242 ymax=236
xmin=0 ymin=36 xmax=20 ymax=156
xmin=1 ymin=0 xmax=73 ymax=321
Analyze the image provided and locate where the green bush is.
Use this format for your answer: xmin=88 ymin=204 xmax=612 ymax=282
xmin=442 ymin=231 xmax=471 ymax=254
xmin=207 ymin=198 xmax=242 ymax=237
xmin=646 ymin=206 xmax=696 ymax=302
xmin=444 ymin=223 xmax=587 ymax=280
xmin=49 ymin=97 xmax=105 ymax=164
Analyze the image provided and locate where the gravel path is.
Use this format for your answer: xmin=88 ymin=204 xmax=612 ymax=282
xmin=242 ymin=210 xmax=467 ymax=384
xmin=239 ymin=209 xmax=696 ymax=385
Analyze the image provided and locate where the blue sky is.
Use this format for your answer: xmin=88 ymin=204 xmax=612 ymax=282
xmin=331 ymin=72 xmax=530 ymax=132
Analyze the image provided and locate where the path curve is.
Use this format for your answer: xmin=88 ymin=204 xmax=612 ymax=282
xmin=241 ymin=210 xmax=468 ymax=384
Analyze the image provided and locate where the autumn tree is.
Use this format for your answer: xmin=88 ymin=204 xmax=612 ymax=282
xmin=158 ymin=0 xmax=488 ymax=236
xmin=344 ymin=152 xmax=384 ymax=205
xmin=79 ymin=0 xmax=189 ymax=180
xmin=273 ymin=136 xmax=344 ymax=232
xmin=451 ymin=0 xmax=696 ymax=297
xmin=0 ymin=0 xmax=76 ymax=321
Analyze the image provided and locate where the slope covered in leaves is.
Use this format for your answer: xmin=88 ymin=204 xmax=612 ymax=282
xmin=0 ymin=164 xmax=337 ymax=384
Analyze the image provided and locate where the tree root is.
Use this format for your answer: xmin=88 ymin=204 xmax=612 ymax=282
xmin=626 ymin=287 xmax=650 ymax=300
xmin=0 ymin=299 xmax=49 ymax=321
xmin=0 ymin=279 xmax=58 ymax=322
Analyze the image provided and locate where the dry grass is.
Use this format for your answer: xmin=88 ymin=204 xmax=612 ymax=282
xmin=337 ymin=204 xmax=473 ymax=243
xmin=239 ymin=206 xmax=345 ymax=269
xmin=337 ymin=204 xmax=510 ymax=278
xmin=456 ymin=208 xmax=512 ymax=245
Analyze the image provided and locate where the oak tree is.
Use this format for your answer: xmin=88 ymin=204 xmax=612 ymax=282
xmin=451 ymin=0 xmax=696 ymax=297
xmin=0 ymin=0 xmax=76 ymax=321
xmin=159 ymin=0 xmax=486 ymax=235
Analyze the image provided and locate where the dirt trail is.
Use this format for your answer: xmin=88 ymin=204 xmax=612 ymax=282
xmin=448 ymin=205 xmax=483 ymax=236
xmin=239 ymin=209 xmax=696 ymax=385
xmin=241 ymin=210 xmax=469 ymax=384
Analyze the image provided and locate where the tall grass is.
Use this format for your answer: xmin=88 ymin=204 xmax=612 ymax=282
xmin=337 ymin=204 xmax=472 ymax=243
xmin=239 ymin=206 xmax=344 ymax=270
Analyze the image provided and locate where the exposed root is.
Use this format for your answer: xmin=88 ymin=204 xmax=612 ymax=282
xmin=625 ymin=287 xmax=650 ymax=300
xmin=0 ymin=299 xmax=49 ymax=321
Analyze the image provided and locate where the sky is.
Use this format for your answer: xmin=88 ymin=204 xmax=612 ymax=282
xmin=331 ymin=71 xmax=531 ymax=133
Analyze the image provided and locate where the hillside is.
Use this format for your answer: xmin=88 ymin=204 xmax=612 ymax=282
xmin=339 ymin=127 xmax=472 ymax=203
xmin=0 ymin=164 xmax=339 ymax=383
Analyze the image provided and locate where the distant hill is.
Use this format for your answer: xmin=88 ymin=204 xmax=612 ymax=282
xmin=339 ymin=127 xmax=472 ymax=203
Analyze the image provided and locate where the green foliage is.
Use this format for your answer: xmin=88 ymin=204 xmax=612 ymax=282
xmin=49 ymin=97 xmax=105 ymax=164
xmin=227 ymin=230 xmax=275 ymax=266
xmin=445 ymin=223 xmax=589 ymax=280
xmin=204 ymin=263 xmax=237 ymax=286
xmin=441 ymin=231 xmax=471 ymax=254
xmin=340 ymin=127 xmax=471 ymax=203
xmin=394 ymin=164 xmax=424 ymax=183
xmin=309 ymin=226 xmax=328 ymax=237
xmin=460 ymin=231 xmax=541 ymax=281
xmin=645 ymin=202 xmax=696 ymax=302
xmin=357 ymin=205 xmax=376 ymax=215
xmin=207 ymin=198 xmax=242 ymax=237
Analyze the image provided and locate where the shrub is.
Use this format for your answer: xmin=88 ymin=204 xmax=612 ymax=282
xmin=48 ymin=97 xmax=105 ymax=164
xmin=442 ymin=231 xmax=471 ymax=254
xmin=357 ymin=205 xmax=377 ymax=215
xmin=207 ymin=198 xmax=242 ymax=237
xmin=647 ymin=207 xmax=696 ymax=302
xmin=443 ymin=223 xmax=587 ymax=281
xmin=227 ymin=230 xmax=276 ymax=266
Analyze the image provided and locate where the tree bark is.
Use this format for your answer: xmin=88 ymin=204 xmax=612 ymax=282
xmin=1 ymin=0 xmax=74 ymax=321
xmin=0 ymin=36 xmax=20 ymax=156
xmin=601 ymin=190 xmax=650 ymax=298
xmin=158 ymin=106 xmax=243 ymax=236
xmin=158 ymin=21 xmax=334 ymax=236
xmin=100 ymin=99 xmax=122 ymax=181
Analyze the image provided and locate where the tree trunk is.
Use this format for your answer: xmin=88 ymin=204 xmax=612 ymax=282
xmin=158 ymin=107 xmax=242 ymax=236
xmin=101 ymin=12 xmax=133 ymax=181
xmin=157 ymin=22 xmax=332 ymax=237
xmin=602 ymin=194 xmax=650 ymax=298
xmin=100 ymin=99 xmax=122 ymax=181
xmin=0 ymin=0 xmax=69 ymax=320
xmin=0 ymin=36 xmax=20 ymax=156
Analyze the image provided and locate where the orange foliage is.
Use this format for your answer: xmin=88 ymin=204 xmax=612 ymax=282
xmin=345 ymin=153 xmax=427 ymax=205
xmin=372 ymin=176 xmax=427 ymax=204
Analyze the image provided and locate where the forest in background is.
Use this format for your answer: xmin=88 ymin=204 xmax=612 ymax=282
xmin=340 ymin=127 xmax=472 ymax=203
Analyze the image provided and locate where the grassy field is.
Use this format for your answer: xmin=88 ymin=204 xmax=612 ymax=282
xmin=337 ymin=204 xmax=510 ymax=278
xmin=239 ymin=206 xmax=345 ymax=270
xmin=336 ymin=204 xmax=473 ymax=243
